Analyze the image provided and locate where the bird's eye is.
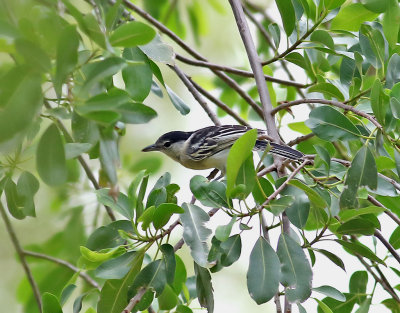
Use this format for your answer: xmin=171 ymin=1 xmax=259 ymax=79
xmin=164 ymin=141 xmax=171 ymax=148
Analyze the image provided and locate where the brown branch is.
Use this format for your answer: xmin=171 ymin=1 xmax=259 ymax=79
xmin=0 ymin=202 xmax=42 ymax=312
xmin=271 ymin=98 xmax=383 ymax=130
xmin=229 ymin=0 xmax=279 ymax=141
xmin=188 ymin=78 xmax=250 ymax=126
xmin=175 ymin=54 xmax=308 ymax=88
xmin=374 ymin=230 xmax=400 ymax=265
xmin=170 ymin=65 xmax=221 ymax=126
xmin=287 ymin=133 xmax=315 ymax=146
xmin=262 ymin=11 xmax=328 ymax=66
xmin=261 ymin=160 xmax=308 ymax=207
xmin=368 ymin=195 xmax=400 ymax=226
xmin=122 ymin=287 xmax=147 ymax=313
xmin=23 ymin=250 xmax=100 ymax=290
xmin=122 ymin=0 xmax=264 ymax=119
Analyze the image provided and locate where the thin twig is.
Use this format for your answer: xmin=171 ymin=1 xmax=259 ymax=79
xmin=122 ymin=0 xmax=264 ymax=119
xmin=175 ymin=54 xmax=308 ymax=88
xmin=368 ymin=195 xmax=400 ymax=226
xmin=261 ymin=161 xmax=308 ymax=207
xmin=23 ymin=250 xmax=100 ymax=290
xmin=170 ymin=65 xmax=221 ymax=126
xmin=122 ymin=287 xmax=147 ymax=313
xmin=0 ymin=202 xmax=42 ymax=312
xmin=229 ymin=0 xmax=279 ymax=141
xmin=374 ymin=230 xmax=400 ymax=265
xmin=188 ymin=78 xmax=250 ymax=126
xmin=287 ymin=133 xmax=315 ymax=146
xmin=271 ymin=99 xmax=382 ymax=130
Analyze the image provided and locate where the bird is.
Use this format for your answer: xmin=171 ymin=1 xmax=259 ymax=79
xmin=142 ymin=125 xmax=304 ymax=174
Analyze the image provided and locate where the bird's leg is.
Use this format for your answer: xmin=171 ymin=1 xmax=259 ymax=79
xmin=206 ymin=168 xmax=220 ymax=181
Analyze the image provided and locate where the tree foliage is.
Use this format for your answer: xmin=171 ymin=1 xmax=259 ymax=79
xmin=1 ymin=0 xmax=400 ymax=312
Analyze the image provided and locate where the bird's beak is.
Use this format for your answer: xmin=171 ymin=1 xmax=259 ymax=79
xmin=142 ymin=144 xmax=159 ymax=152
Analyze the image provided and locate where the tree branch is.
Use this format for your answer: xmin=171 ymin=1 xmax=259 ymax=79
xmin=0 ymin=202 xmax=42 ymax=312
xmin=374 ymin=230 xmax=400 ymax=265
xmin=229 ymin=0 xmax=279 ymax=141
xmin=122 ymin=287 xmax=147 ymax=313
xmin=368 ymin=195 xmax=400 ymax=226
xmin=175 ymin=54 xmax=308 ymax=88
xmin=170 ymin=65 xmax=221 ymax=126
xmin=23 ymin=250 xmax=100 ymax=290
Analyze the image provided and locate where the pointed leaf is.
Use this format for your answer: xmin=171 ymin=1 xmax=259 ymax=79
xmin=42 ymin=292 xmax=63 ymax=313
xmin=313 ymin=285 xmax=346 ymax=302
xmin=215 ymin=216 xmax=236 ymax=242
xmin=180 ymin=203 xmax=212 ymax=267
xmin=110 ymin=21 xmax=156 ymax=47
xmin=331 ymin=4 xmax=379 ymax=31
xmin=194 ymin=263 xmax=214 ymax=313
xmin=275 ymin=0 xmax=296 ymax=35
xmin=308 ymin=83 xmax=344 ymax=101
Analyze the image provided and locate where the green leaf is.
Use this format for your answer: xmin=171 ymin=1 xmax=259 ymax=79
xmin=180 ymin=203 xmax=212 ymax=267
xmin=139 ymin=35 xmax=175 ymax=64
xmin=166 ymin=85 xmax=190 ymax=115
xmin=331 ymin=3 xmax=379 ymax=31
xmin=313 ymin=285 xmax=346 ymax=302
xmin=315 ymin=249 xmax=346 ymax=271
xmin=65 ymin=143 xmax=92 ymax=159
xmin=172 ymin=255 xmax=187 ymax=295
xmin=0 ymin=66 xmax=42 ymax=143
xmin=110 ymin=21 xmax=156 ymax=47
xmin=389 ymin=227 xmax=400 ymax=249
xmin=194 ymin=263 xmax=214 ymax=313
xmin=310 ymin=30 xmax=334 ymax=50
xmin=340 ymin=146 xmax=377 ymax=209
xmin=324 ymin=0 xmax=346 ymax=10
xmin=190 ymin=175 xmax=230 ymax=208
xmin=226 ymin=129 xmax=257 ymax=197
xmin=275 ymin=0 xmax=296 ymax=35
xmin=268 ymin=195 xmax=295 ymax=215
xmin=387 ymin=54 xmax=400 ymax=89
xmin=80 ymin=246 xmax=125 ymax=263
xmin=282 ymin=185 xmax=310 ymax=229
xmin=54 ymin=25 xmax=79 ymax=97
xmin=77 ymin=89 xmax=131 ymax=114
xmin=306 ymin=106 xmax=361 ymax=141
xmin=176 ymin=304 xmax=193 ymax=313
xmin=336 ymin=218 xmax=376 ymax=235
xmin=130 ymin=259 xmax=166 ymax=297
xmin=252 ymin=177 xmax=274 ymax=204
xmin=153 ymin=203 xmax=184 ymax=229
xmin=277 ymin=233 xmax=312 ymax=303
xmin=95 ymin=251 xmax=137 ymax=279
xmin=335 ymin=239 xmax=385 ymax=265
xmin=362 ymin=0 xmax=389 ymax=12
xmin=99 ymin=129 xmax=119 ymax=185
xmin=42 ymin=292 xmax=63 ymax=313
xmin=160 ymin=244 xmax=176 ymax=284
xmin=339 ymin=206 xmax=384 ymax=221
xmin=315 ymin=298 xmax=333 ymax=313
xmin=96 ymin=189 xmax=133 ymax=220
xmin=122 ymin=47 xmax=153 ymax=101
xmin=215 ymin=216 xmax=236 ymax=242
xmin=308 ymin=83 xmax=344 ymax=101
xmin=289 ymin=179 xmax=328 ymax=209
xmin=285 ymin=52 xmax=308 ymax=70
xmin=247 ymin=237 xmax=280 ymax=304
xmin=60 ymin=284 xmax=77 ymax=306
xmin=97 ymin=251 xmax=144 ymax=313
xmin=15 ymin=38 xmax=50 ymax=73
xmin=220 ymin=234 xmax=241 ymax=267
xmin=383 ymin=0 xmax=400 ymax=48
xmin=370 ymin=79 xmax=388 ymax=125
xmin=350 ymin=271 xmax=368 ymax=303
xmin=36 ymin=124 xmax=67 ymax=186
xmin=158 ymin=284 xmax=178 ymax=310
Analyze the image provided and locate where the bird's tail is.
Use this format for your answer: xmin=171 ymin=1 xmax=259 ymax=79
xmin=254 ymin=140 xmax=304 ymax=160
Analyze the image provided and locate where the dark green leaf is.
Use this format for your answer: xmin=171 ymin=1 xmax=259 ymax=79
xmin=153 ymin=203 xmax=184 ymax=229
xmin=340 ymin=146 xmax=377 ymax=209
xmin=275 ymin=0 xmax=296 ymax=35
xmin=268 ymin=195 xmax=295 ymax=215
xmin=37 ymin=124 xmax=67 ymax=186
xmin=54 ymin=25 xmax=79 ymax=97
xmin=336 ymin=218 xmax=376 ymax=235
xmin=176 ymin=304 xmax=193 ymax=313
xmin=349 ymin=271 xmax=368 ymax=303
xmin=252 ymin=177 xmax=274 ymax=205
xmin=268 ymin=23 xmax=280 ymax=48
xmin=339 ymin=206 xmax=384 ymax=221
xmin=315 ymin=298 xmax=334 ymax=313
xmin=335 ymin=239 xmax=385 ymax=265
xmin=97 ymin=251 xmax=144 ymax=313
xmin=247 ymin=237 xmax=280 ymax=304
xmin=305 ymin=106 xmax=361 ymax=141
xmin=60 ymin=284 xmax=76 ymax=306
xmin=194 ymin=263 xmax=214 ymax=313
xmin=282 ymin=185 xmax=310 ymax=229
xmin=277 ymin=233 xmax=313 ymax=302
xmin=180 ymin=203 xmax=212 ymax=267
xmin=313 ymin=285 xmax=346 ymax=302
xmin=110 ymin=21 xmax=156 ymax=47
xmin=285 ymin=52 xmax=308 ymax=70
xmin=42 ymin=292 xmax=63 ymax=313
xmin=99 ymin=129 xmax=119 ymax=185
xmin=390 ymin=227 xmax=400 ymax=249
xmin=370 ymin=79 xmax=388 ymax=125
xmin=96 ymin=189 xmax=133 ymax=220
xmin=137 ymin=206 xmax=156 ymax=230
xmin=387 ymin=54 xmax=400 ymax=89
xmin=331 ymin=4 xmax=379 ymax=31
xmin=158 ymin=284 xmax=178 ymax=310
xmin=95 ymin=251 xmax=137 ymax=279
xmin=215 ymin=216 xmax=236 ymax=242
xmin=166 ymin=85 xmax=190 ymax=115
xmin=161 ymin=244 xmax=176 ymax=285
xmin=172 ymin=255 xmax=187 ymax=295
xmin=315 ymin=249 xmax=346 ymax=271
xmin=220 ymin=234 xmax=241 ymax=267
xmin=383 ymin=0 xmax=400 ymax=48
xmin=308 ymin=83 xmax=344 ymax=101
xmin=190 ymin=175 xmax=230 ymax=208
xmin=130 ymin=259 xmax=166 ymax=297
xmin=310 ymin=30 xmax=334 ymax=50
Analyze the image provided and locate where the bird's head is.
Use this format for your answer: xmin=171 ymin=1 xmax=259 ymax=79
xmin=142 ymin=131 xmax=192 ymax=161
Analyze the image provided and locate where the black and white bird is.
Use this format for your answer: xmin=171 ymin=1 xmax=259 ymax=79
xmin=142 ymin=125 xmax=304 ymax=174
